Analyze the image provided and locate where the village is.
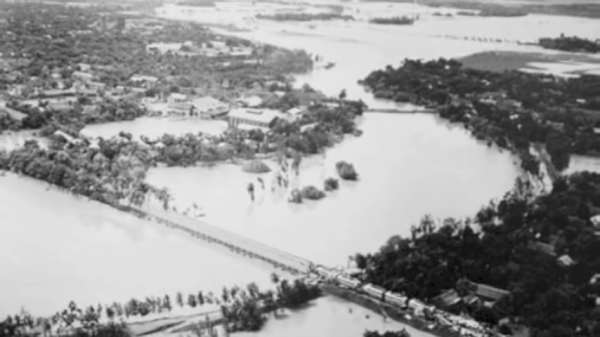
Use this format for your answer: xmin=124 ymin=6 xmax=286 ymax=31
xmin=0 ymin=3 xmax=350 ymax=155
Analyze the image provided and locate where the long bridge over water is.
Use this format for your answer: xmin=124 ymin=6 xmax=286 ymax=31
xmin=129 ymin=205 xmax=491 ymax=337
xmin=132 ymin=206 xmax=314 ymax=275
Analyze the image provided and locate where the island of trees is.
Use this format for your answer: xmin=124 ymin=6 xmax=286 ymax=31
xmin=368 ymin=17 xmax=415 ymax=25
xmin=255 ymin=13 xmax=354 ymax=22
xmin=539 ymin=35 xmax=600 ymax=54
xmin=360 ymin=58 xmax=600 ymax=174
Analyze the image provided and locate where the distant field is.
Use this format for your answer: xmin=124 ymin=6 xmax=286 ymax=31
xmin=459 ymin=50 xmax=600 ymax=74
xmin=361 ymin=0 xmax=600 ymax=18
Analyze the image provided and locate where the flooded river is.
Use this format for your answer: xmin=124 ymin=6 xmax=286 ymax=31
xmin=6 ymin=1 xmax=599 ymax=334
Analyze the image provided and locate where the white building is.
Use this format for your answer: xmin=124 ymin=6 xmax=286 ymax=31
xmin=167 ymin=93 xmax=190 ymax=115
xmin=191 ymin=96 xmax=229 ymax=118
xmin=228 ymin=108 xmax=284 ymax=128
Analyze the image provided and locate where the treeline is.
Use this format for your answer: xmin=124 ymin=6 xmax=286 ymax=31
xmin=354 ymin=174 xmax=600 ymax=336
xmin=0 ymin=275 xmax=320 ymax=336
xmin=255 ymin=13 xmax=354 ymax=22
xmin=368 ymin=17 xmax=415 ymax=25
xmin=360 ymin=58 xmax=600 ymax=172
xmin=4 ymin=97 xmax=147 ymax=134
xmin=364 ymin=330 xmax=410 ymax=337
xmin=539 ymin=36 xmax=600 ymax=54
xmin=0 ymin=134 xmax=165 ymax=207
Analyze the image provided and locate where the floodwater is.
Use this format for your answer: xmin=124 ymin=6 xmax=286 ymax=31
xmin=81 ymin=117 xmax=228 ymax=141
xmin=235 ymin=296 xmax=435 ymax=337
xmin=7 ymin=1 xmax=597 ymax=333
xmin=0 ymin=173 xmax=275 ymax=317
xmin=146 ymin=113 xmax=519 ymax=267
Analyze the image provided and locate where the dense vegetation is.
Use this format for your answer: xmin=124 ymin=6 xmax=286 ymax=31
xmin=355 ymin=174 xmax=600 ymax=336
xmin=368 ymin=17 xmax=415 ymax=25
xmin=360 ymin=58 xmax=600 ymax=173
xmin=0 ymin=2 xmax=313 ymax=134
xmin=255 ymin=13 xmax=354 ymax=22
xmin=539 ymin=35 xmax=600 ymax=54
xmin=0 ymin=275 xmax=320 ymax=336
xmin=364 ymin=330 xmax=410 ymax=337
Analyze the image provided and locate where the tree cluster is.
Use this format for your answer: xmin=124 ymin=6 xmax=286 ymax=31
xmin=255 ymin=13 xmax=354 ymax=22
xmin=356 ymin=174 xmax=600 ymax=336
xmin=1 ymin=276 xmax=320 ymax=336
xmin=539 ymin=36 xmax=600 ymax=54
xmin=369 ymin=17 xmax=415 ymax=25
xmin=360 ymin=58 xmax=600 ymax=172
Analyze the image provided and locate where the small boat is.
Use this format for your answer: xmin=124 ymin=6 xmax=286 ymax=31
xmin=324 ymin=62 xmax=336 ymax=70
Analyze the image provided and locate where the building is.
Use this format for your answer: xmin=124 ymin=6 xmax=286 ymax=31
xmin=238 ymin=95 xmax=262 ymax=108
xmin=529 ymin=241 xmax=556 ymax=256
xmin=130 ymin=74 xmax=159 ymax=88
xmin=78 ymin=63 xmax=92 ymax=72
xmin=167 ymin=93 xmax=191 ymax=115
xmin=475 ymin=283 xmax=510 ymax=303
xmin=227 ymin=108 xmax=283 ymax=128
xmin=285 ymin=106 xmax=308 ymax=122
xmin=87 ymin=81 xmax=106 ymax=91
xmin=191 ymin=96 xmax=229 ymax=118
xmin=0 ymin=101 xmax=27 ymax=121
xmin=36 ymin=88 xmax=77 ymax=99
xmin=432 ymin=289 xmax=462 ymax=310
xmin=72 ymin=71 xmax=94 ymax=83
xmin=558 ymin=254 xmax=575 ymax=267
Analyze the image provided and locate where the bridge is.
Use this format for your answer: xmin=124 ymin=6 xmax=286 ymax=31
xmin=128 ymin=205 xmax=492 ymax=337
xmin=131 ymin=205 xmax=314 ymax=275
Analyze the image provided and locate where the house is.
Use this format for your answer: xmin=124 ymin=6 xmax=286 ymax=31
xmin=190 ymin=96 xmax=229 ymax=118
xmin=87 ymin=81 xmax=106 ymax=91
xmin=529 ymin=241 xmax=556 ymax=256
xmin=78 ymin=63 xmax=92 ymax=72
xmin=474 ymin=283 xmax=510 ymax=302
xmin=432 ymin=289 xmax=462 ymax=309
xmin=130 ymin=74 xmax=158 ymax=88
xmin=72 ymin=71 xmax=94 ymax=82
xmin=227 ymin=108 xmax=283 ymax=128
xmin=167 ymin=93 xmax=191 ymax=115
xmin=36 ymin=88 xmax=76 ymax=99
xmin=285 ymin=106 xmax=309 ymax=122
xmin=300 ymin=122 xmax=318 ymax=133
xmin=0 ymin=101 xmax=27 ymax=121
xmin=238 ymin=95 xmax=262 ymax=108
xmin=558 ymin=254 xmax=575 ymax=267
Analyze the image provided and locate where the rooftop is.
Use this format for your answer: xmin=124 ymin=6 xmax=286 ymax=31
xmin=475 ymin=283 xmax=509 ymax=301
xmin=433 ymin=289 xmax=462 ymax=307
xmin=228 ymin=108 xmax=283 ymax=125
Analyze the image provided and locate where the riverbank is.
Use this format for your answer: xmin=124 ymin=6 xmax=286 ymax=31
xmin=360 ymin=58 xmax=600 ymax=176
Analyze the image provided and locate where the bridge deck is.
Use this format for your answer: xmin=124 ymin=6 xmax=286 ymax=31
xmin=136 ymin=206 xmax=313 ymax=274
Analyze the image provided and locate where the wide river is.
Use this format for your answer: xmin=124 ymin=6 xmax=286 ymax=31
xmin=3 ymin=2 xmax=597 ymax=336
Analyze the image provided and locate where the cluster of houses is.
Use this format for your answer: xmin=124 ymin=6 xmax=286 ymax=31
xmin=3 ymin=63 xmax=162 ymax=117
xmin=162 ymin=92 xmax=309 ymax=130
xmin=432 ymin=278 xmax=509 ymax=313
xmin=147 ymin=39 xmax=253 ymax=58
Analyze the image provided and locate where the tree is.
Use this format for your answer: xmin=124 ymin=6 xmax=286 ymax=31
xmin=197 ymin=291 xmax=205 ymax=306
xmin=271 ymin=273 xmax=280 ymax=285
xmin=176 ymin=292 xmax=184 ymax=307
xmin=163 ymin=295 xmax=172 ymax=312
xmin=222 ymin=287 xmax=230 ymax=303
xmin=187 ymin=294 xmax=197 ymax=308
